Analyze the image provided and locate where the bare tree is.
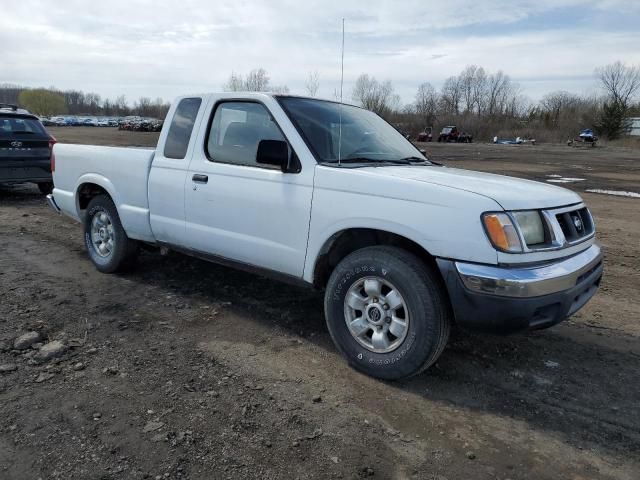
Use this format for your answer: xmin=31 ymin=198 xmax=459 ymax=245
xmin=224 ymin=72 xmax=244 ymax=92
xmin=114 ymin=95 xmax=129 ymax=115
xmin=540 ymin=91 xmax=581 ymax=124
xmin=135 ymin=97 xmax=152 ymax=116
xmin=486 ymin=71 xmax=511 ymax=116
xmin=460 ymin=65 xmax=478 ymax=113
xmin=594 ymin=62 xmax=640 ymax=139
xmin=0 ymin=83 xmax=22 ymax=104
xmin=244 ymin=68 xmax=270 ymax=91
xmin=223 ymin=68 xmax=271 ymax=92
xmin=271 ymin=85 xmax=290 ymax=94
xmin=459 ymin=65 xmax=488 ymax=115
xmin=415 ymin=82 xmax=437 ymax=126
xmin=596 ymin=61 xmax=640 ymax=109
xmin=63 ymin=90 xmax=85 ymax=114
xmin=508 ymin=93 xmax=530 ymax=118
xmin=439 ymin=76 xmax=462 ymax=114
xmin=102 ymin=98 xmax=113 ymax=116
xmin=352 ymin=74 xmax=397 ymax=116
xmin=305 ymin=71 xmax=320 ymax=97
xmin=471 ymin=67 xmax=488 ymax=115
xmin=85 ymin=93 xmax=102 ymax=115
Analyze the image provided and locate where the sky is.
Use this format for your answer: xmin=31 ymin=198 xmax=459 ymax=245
xmin=1 ymin=0 xmax=639 ymax=107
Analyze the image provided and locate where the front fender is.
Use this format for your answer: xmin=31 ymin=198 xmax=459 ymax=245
xmin=303 ymin=217 xmax=449 ymax=284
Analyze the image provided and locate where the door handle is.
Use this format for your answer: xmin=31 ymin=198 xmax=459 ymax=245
xmin=192 ymin=174 xmax=208 ymax=184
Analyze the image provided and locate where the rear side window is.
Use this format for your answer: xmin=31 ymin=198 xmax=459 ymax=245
xmin=164 ymin=98 xmax=202 ymax=159
xmin=0 ymin=116 xmax=46 ymax=136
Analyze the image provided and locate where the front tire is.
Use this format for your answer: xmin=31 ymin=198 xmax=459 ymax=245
xmin=324 ymin=246 xmax=451 ymax=380
xmin=84 ymin=195 xmax=138 ymax=273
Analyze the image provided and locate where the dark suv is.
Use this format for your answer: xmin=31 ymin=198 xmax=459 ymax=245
xmin=1 ymin=104 xmax=56 ymax=194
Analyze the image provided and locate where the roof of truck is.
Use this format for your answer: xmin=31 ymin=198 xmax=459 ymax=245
xmin=174 ymin=92 xmax=359 ymax=108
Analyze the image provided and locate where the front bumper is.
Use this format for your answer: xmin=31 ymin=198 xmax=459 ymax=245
xmin=437 ymin=244 xmax=603 ymax=334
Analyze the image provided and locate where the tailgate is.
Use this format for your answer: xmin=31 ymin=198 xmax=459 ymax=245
xmin=0 ymin=136 xmax=50 ymax=162
xmin=0 ymin=115 xmax=51 ymax=163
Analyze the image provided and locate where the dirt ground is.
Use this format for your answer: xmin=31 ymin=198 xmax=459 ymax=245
xmin=1 ymin=128 xmax=639 ymax=480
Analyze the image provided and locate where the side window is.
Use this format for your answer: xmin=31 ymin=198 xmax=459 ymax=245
xmin=163 ymin=97 xmax=202 ymax=159
xmin=206 ymin=102 xmax=286 ymax=168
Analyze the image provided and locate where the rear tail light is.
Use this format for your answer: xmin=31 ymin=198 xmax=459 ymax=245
xmin=49 ymin=136 xmax=57 ymax=172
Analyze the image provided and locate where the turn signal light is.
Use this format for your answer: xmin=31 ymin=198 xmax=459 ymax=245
xmin=482 ymin=213 xmax=522 ymax=252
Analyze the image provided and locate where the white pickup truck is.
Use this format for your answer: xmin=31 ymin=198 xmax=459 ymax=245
xmin=48 ymin=93 xmax=603 ymax=379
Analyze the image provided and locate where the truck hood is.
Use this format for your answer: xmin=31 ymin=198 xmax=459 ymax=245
xmin=360 ymin=165 xmax=582 ymax=210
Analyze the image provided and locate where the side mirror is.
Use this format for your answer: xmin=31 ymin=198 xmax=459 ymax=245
xmin=256 ymin=139 xmax=290 ymax=172
xmin=419 ymin=149 xmax=427 ymax=155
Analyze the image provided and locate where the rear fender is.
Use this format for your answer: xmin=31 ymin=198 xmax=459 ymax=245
xmin=75 ymin=173 xmax=120 ymax=220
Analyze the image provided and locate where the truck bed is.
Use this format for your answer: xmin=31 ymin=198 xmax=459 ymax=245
xmin=52 ymin=143 xmax=156 ymax=242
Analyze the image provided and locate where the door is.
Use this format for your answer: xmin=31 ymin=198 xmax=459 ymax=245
xmin=148 ymin=97 xmax=204 ymax=245
xmin=184 ymin=100 xmax=313 ymax=278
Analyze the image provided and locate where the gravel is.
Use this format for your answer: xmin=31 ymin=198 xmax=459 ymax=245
xmin=33 ymin=340 xmax=68 ymax=363
xmin=0 ymin=364 xmax=18 ymax=373
xmin=13 ymin=331 xmax=41 ymax=350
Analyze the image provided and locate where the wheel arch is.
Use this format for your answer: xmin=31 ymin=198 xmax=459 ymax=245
xmin=310 ymin=227 xmax=442 ymax=290
xmin=75 ymin=174 xmax=119 ymax=220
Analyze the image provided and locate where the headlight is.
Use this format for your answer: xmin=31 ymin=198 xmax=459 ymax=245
xmin=483 ymin=210 xmax=546 ymax=252
xmin=482 ymin=212 xmax=522 ymax=252
xmin=512 ymin=211 xmax=545 ymax=246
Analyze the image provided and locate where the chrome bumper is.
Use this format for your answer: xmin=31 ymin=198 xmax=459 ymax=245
xmin=46 ymin=194 xmax=61 ymax=214
xmin=455 ymin=244 xmax=603 ymax=298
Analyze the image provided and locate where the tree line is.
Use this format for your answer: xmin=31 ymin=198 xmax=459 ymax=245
xmin=367 ymin=61 xmax=639 ymax=142
xmin=3 ymin=61 xmax=638 ymax=141
xmin=0 ymin=84 xmax=170 ymax=119
xmin=223 ymin=62 xmax=639 ymax=142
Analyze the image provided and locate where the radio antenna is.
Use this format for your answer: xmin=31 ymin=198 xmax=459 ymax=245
xmin=338 ymin=18 xmax=345 ymax=165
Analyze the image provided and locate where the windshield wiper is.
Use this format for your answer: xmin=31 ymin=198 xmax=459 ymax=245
xmin=323 ymin=157 xmax=383 ymax=164
xmin=397 ymin=156 xmax=443 ymax=166
xmin=324 ymin=157 xmax=431 ymax=166
xmin=325 ymin=157 xmax=428 ymax=165
xmin=395 ymin=156 xmax=430 ymax=164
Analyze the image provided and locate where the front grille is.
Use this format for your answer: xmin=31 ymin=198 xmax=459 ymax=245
xmin=555 ymin=207 xmax=594 ymax=243
xmin=519 ymin=204 xmax=595 ymax=252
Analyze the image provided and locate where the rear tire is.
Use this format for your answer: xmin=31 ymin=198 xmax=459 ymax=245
xmin=84 ymin=195 xmax=138 ymax=273
xmin=37 ymin=182 xmax=53 ymax=195
xmin=324 ymin=246 xmax=451 ymax=380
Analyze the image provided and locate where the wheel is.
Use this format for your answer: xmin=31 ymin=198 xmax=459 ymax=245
xmin=324 ymin=246 xmax=451 ymax=380
xmin=84 ymin=195 xmax=138 ymax=273
xmin=37 ymin=182 xmax=54 ymax=195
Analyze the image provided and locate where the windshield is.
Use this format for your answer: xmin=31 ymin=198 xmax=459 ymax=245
xmin=278 ymin=97 xmax=429 ymax=165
